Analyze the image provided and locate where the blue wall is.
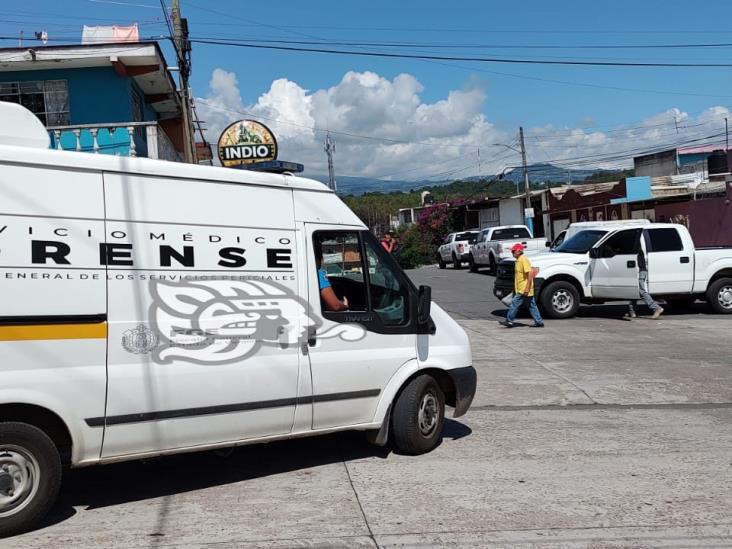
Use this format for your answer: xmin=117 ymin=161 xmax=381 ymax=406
xmin=0 ymin=67 xmax=159 ymax=156
xmin=610 ymin=176 xmax=652 ymax=204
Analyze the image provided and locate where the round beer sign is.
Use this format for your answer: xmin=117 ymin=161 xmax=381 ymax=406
xmin=217 ymin=120 xmax=278 ymax=167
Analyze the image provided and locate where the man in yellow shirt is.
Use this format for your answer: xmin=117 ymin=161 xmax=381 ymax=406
xmin=499 ymin=243 xmax=544 ymax=328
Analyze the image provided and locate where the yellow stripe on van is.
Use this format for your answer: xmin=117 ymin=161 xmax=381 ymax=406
xmin=0 ymin=323 xmax=107 ymax=341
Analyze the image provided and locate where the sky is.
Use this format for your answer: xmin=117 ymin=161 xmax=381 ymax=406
xmin=3 ymin=0 xmax=732 ymax=181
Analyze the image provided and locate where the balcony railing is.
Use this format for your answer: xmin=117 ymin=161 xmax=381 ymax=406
xmin=47 ymin=121 xmax=182 ymax=162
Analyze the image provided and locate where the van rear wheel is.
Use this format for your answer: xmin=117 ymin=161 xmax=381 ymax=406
xmin=707 ymin=277 xmax=732 ymax=314
xmin=392 ymin=375 xmax=445 ymax=455
xmin=0 ymin=422 xmax=62 ymax=538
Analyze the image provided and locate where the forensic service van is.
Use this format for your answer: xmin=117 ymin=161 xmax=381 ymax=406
xmin=0 ymin=103 xmax=476 ymax=536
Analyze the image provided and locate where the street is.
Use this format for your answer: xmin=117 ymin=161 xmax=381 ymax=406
xmin=7 ymin=266 xmax=732 ymax=548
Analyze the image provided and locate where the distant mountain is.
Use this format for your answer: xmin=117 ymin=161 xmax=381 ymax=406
xmin=308 ymin=175 xmax=454 ymax=196
xmin=308 ymin=163 xmax=608 ymax=196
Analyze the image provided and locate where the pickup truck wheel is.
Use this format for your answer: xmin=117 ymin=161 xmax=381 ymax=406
xmin=0 ymin=422 xmax=62 ymax=538
xmin=707 ymin=277 xmax=732 ymax=314
xmin=452 ymin=253 xmax=461 ymax=269
xmin=438 ymin=257 xmax=446 ymax=269
xmin=468 ymin=254 xmax=477 ymax=272
xmin=392 ymin=375 xmax=445 ymax=455
xmin=540 ymin=281 xmax=580 ymax=319
xmin=489 ymin=255 xmax=497 ymax=275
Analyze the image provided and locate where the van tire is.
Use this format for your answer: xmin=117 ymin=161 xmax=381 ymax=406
xmin=391 ymin=375 xmax=445 ymax=455
xmin=706 ymin=277 xmax=732 ymax=314
xmin=540 ymin=281 xmax=581 ymax=319
xmin=0 ymin=422 xmax=62 ymax=538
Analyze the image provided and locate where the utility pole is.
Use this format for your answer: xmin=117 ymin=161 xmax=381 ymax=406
xmin=518 ymin=126 xmax=533 ymax=236
xmin=324 ymin=131 xmax=337 ymax=192
xmin=171 ymin=0 xmax=196 ymax=163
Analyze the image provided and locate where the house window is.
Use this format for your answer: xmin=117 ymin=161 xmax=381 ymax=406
xmin=0 ymin=80 xmax=70 ymax=126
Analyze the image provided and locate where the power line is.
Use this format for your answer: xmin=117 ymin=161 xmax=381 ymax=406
xmin=189 ymin=39 xmax=732 ymax=67
xmin=186 ymin=36 xmax=732 ymax=51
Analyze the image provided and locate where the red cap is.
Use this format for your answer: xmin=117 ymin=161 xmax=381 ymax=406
xmin=511 ymin=243 xmax=525 ymax=252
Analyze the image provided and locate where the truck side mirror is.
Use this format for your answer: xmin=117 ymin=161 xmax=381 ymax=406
xmin=545 ymin=241 xmax=551 ymax=247
xmin=417 ymin=285 xmax=432 ymax=324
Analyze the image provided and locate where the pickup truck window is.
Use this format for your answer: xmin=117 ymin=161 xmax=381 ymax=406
xmin=554 ymin=230 xmax=607 ymax=254
xmin=491 ymin=227 xmax=531 ymax=240
xmin=647 ymin=228 xmax=683 ymax=252
xmin=455 ymin=232 xmax=477 ymax=242
xmin=602 ymin=229 xmax=642 ymax=255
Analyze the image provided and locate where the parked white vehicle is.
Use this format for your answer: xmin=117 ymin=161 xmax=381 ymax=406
xmin=548 ymin=219 xmax=651 ymax=250
xmin=470 ymin=225 xmax=547 ymax=273
xmin=494 ymin=223 xmax=732 ymax=318
xmin=0 ymin=103 xmax=476 ymax=537
xmin=437 ymin=229 xmax=479 ymax=269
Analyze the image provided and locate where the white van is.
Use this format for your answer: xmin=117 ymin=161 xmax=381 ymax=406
xmin=0 ymin=104 xmax=476 ymax=536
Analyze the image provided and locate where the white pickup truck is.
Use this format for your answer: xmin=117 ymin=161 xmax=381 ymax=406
xmin=494 ymin=223 xmax=732 ymax=318
xmin=469 ymin=224 xmax=547 ymax=273
xmin=438 ymin=229 xmax=479 ymax=269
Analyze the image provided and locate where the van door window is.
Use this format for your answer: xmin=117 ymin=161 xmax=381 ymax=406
xmin=314 ymin=232 xmax=368 ymax=312
xmin=313 ymin=231 xmax=411 ymax=328
xmin=364 ymin=237 xmax=409 ymax=325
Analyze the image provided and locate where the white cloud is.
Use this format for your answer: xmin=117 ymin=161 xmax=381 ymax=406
xmin=196 ymin=68 xmax=732 ymax=182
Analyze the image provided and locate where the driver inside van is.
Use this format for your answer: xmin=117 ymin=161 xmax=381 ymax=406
xmin=315 ymin=242 xmax=349 ymax=312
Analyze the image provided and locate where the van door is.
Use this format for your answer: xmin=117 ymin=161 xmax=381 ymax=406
xmin=0 ymin=163 xmax=108 ymax=461
xmin=99 ymin=173 xmax=302 ymax=457
xmin=590 ymin=228 xmax=643 ymax=299
xmin=645 ymin=227 xmax=693 ymax=294
xmin=304 ymin=225 xmax=417 ymax=430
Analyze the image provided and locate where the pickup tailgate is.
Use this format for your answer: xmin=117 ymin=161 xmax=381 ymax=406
xmin=495 ymin=237 xmax=547 ymax=259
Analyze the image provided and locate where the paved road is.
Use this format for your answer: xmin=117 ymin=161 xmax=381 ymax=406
xmin=7 ymin=267 xmax=732 ymax=548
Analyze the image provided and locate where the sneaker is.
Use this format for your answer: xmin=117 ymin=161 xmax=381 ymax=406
xmin=499 ymin=320 xmax=515 ymax=328
xmin=530 ymin=323 xmax=545 ymax=328
xmin=651 ymin=306 xmax=664 ymax=319
xmin=624 ymin=311 xmax=636 ymax=319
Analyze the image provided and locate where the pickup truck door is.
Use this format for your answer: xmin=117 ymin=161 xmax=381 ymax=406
xmin=589 ymin=228 xmax=643 ymax=299
xmin=439 ymin=234 xmax=453 ymax=260
xmin=645 ymin=227 xmax=694 ymax=294
xmin=475 ymin=229 xmax=490 ymax=263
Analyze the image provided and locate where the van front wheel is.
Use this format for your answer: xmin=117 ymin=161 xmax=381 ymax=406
xmin=392 ymin=375 xmax=445 ymax=455
xmin=0 ymin=422 xmax=62 ymax=538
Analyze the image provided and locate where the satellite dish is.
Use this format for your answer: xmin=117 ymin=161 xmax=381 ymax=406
xmin=0 ymin=102 xmax=50 ymax=149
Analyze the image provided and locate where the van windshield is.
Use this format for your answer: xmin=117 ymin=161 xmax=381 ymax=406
xmin=554 ymin=230 xmax=607 ymax=254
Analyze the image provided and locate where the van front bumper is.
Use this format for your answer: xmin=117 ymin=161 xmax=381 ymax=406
xmin=448 ymin=365 xmax=477 ymax=418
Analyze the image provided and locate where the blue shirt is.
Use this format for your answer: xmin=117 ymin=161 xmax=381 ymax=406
xmin=318 ymin=268 xmax=331 ymax=290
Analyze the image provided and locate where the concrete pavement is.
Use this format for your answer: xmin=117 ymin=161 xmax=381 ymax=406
xmin=5 ymin=266 xmax=732 ymax=548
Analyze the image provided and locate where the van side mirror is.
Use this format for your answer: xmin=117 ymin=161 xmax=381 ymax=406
xmin=417 ymin=285 xmax=432 ymax=324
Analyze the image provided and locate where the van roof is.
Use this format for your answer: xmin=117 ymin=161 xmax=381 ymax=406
xmin=0 ymin=143 xmax=331 ymax=193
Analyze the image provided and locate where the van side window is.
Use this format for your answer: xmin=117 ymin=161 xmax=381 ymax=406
xmin=364 ymin=237 xmax=409 ymax=325
xmin=314 ymin=232 xmax=368 ymax=312
xmin=647 ymin=228 xmax=683 ymax=252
